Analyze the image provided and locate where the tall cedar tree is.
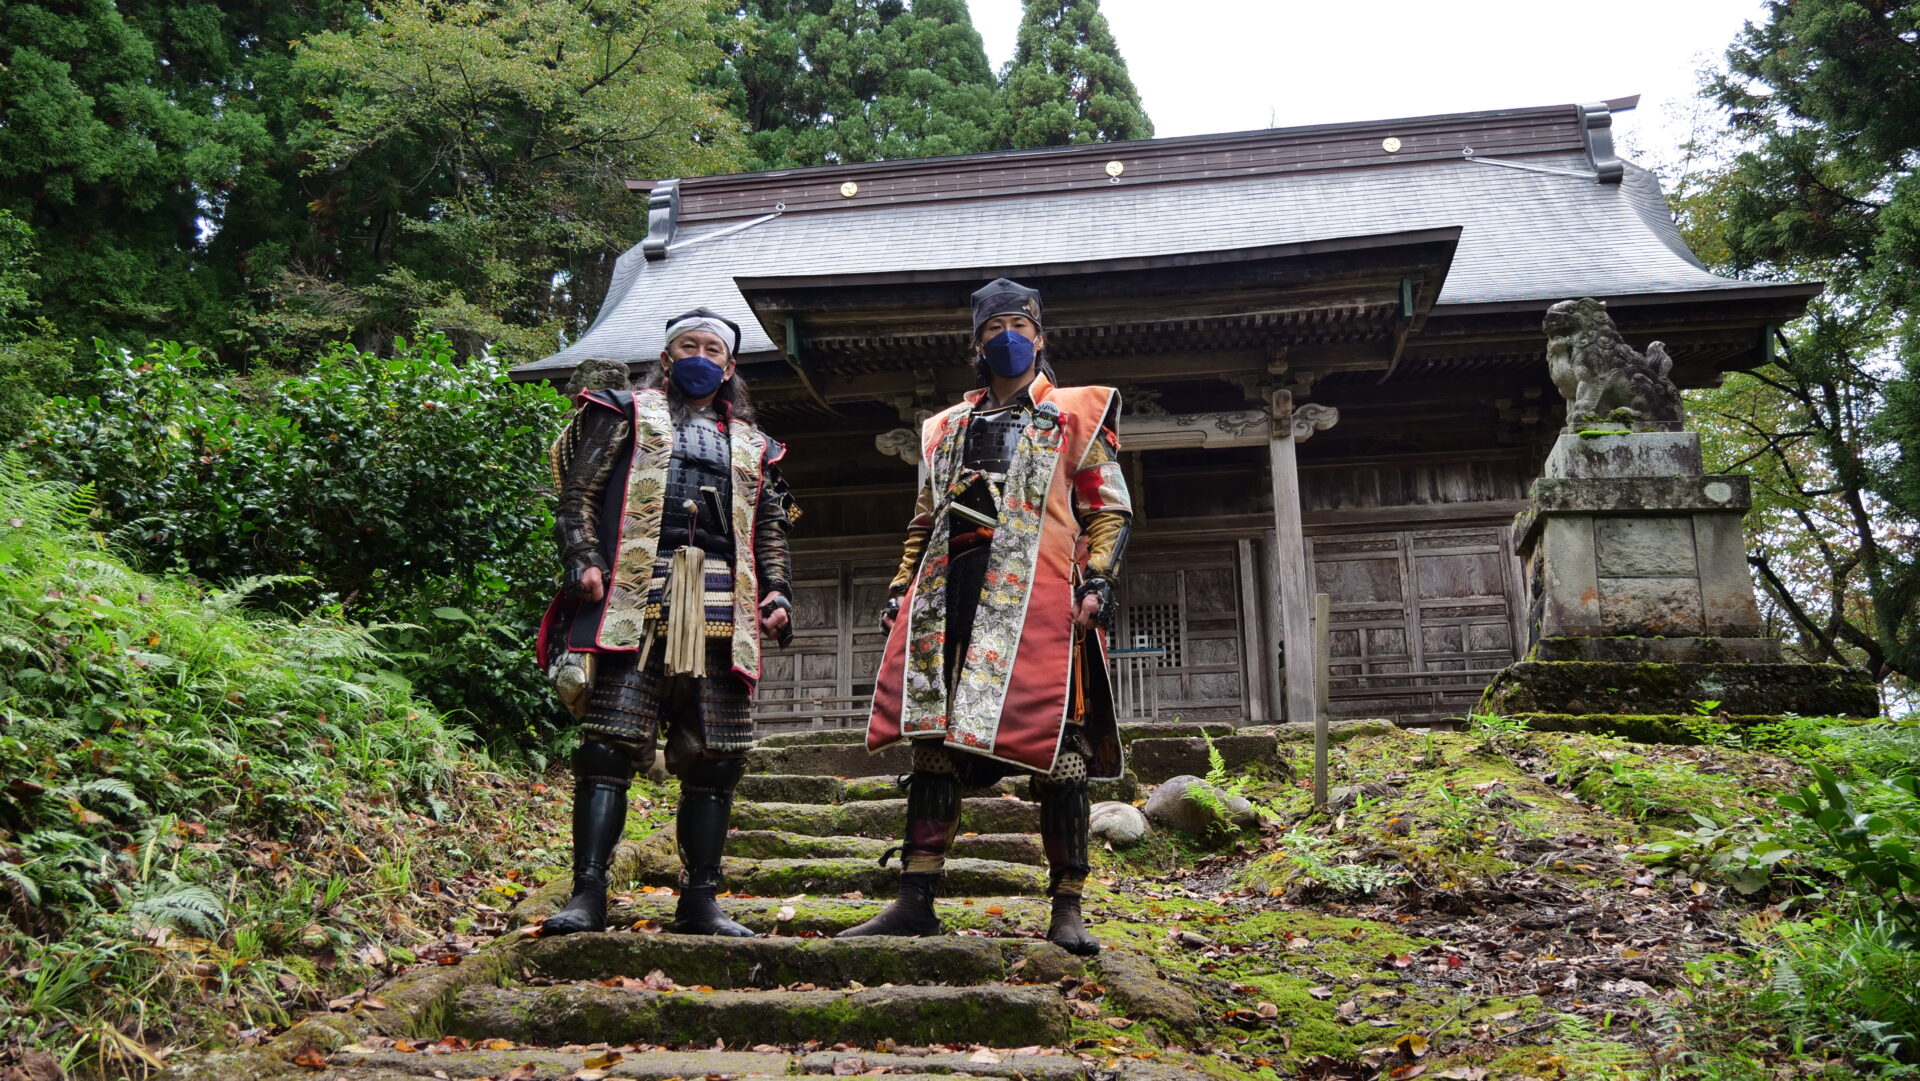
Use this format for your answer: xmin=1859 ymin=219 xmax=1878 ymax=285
xmin=0 ymin=0 xmax=351 ymax=353
xmin=1695 ymin=0 xmax=1920 ymax=687
xmin=711 ymin=0 xmax=1003 ymax=170
xmin=999 ymin=0 xmax=1150 ymax=149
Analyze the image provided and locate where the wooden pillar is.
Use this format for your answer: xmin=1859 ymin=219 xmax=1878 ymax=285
xmin=1268 ymin=391 xmax=1340 ymax=725
xmin=1235 ymin=537 xmax=1268 ymax=724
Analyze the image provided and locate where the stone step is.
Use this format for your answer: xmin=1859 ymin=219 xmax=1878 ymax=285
xmin=519 ymin=930 xmax=1069 ymax=988
xmin=740 ymin=771 xmax=1139 ymax=806
xmin=727 ymin=829 xmax=1045 ymax=865
xmin=703 ymin=857 xmax=1048 ymax=898
xmin=731 ymin=797 xmax=1039 ymax=837
xmin=1124 ymin=732 xmax=1279 ymax=783
xmin=317 ymin=1046 xmax=1132 ymax=1081
xmin=321 ymin=1048 xmax=799 ymax=1080
xmin=800 ymin=1050 xmax=1104 ymax=1080
xmin=755 ymin=728 xmax=868 ymax=748
xmin=734 ymin=773 xmax=843 ymax=804
xmin=609 ymin=895 xmax=1053 ymax=937
xmin=446 ymin=982 xmax=1071 ymax=1048
xmin=748 ymin=740 xmax=908 ymax=777
xmin=1116 ymin=721 xmax=1239 ymax=743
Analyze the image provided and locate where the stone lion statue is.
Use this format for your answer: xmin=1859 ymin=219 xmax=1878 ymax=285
xmin=1543 ymin=297 xmax=1683 ymax=431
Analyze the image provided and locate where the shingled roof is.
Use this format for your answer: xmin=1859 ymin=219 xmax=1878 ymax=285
xmin=514 ymin=97 xmax=1793 ymax=381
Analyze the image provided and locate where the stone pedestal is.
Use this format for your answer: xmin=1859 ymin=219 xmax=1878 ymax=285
xmin=1482 ymin=431 xmax=1878 ymax=719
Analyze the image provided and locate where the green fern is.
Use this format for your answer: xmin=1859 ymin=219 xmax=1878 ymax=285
xmin=131 ymin=880 xmax=226 ymax=937
xmin=0 ymin=861 xmax=42 ymax=906
xmin=53 ymin=778 xmax=147 ymax=814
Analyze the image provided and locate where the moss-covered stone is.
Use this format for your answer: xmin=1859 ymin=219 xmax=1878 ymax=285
xmin=520 ymin=931 xmax=1010 ymax=988
xmin=607 ymin=895 xmax=1052 ymax=936
xmin=754 ymin=728 xmax=867 ymax=748
xmin=1480 ymin=660 xmax=1879 ymax=718
xmin=733 ymin=773 xmax=842 ymax=805
xmin=732 ymin=796 xmax=1040 ymax=838
xmin=725 ymin=828 xmax=1043 ymax=865
xmin=446 ymin=982 xmax=1070 ymax=1048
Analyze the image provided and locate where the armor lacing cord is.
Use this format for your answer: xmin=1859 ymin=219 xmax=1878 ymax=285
xmin=663 ymin=543 xmax=708 ymax=677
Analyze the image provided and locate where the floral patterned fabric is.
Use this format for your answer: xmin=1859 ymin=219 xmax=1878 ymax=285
xmin=870 ymin=376 xmax=1128 ymax=778
xmin=593 ymin=390 xmax=772 ymax=684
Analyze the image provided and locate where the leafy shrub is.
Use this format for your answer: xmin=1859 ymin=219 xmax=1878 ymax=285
xmin=26 ymin=336 xmax=570 ymax=741
xmin=1781 ymin=765 xmax=1920 ymax=948
xmin=0 ymin=460 xmax=511 ymax=1074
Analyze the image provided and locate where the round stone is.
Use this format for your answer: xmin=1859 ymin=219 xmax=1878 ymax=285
xmin=1089 ymin=801 xmax=1149 ymax=847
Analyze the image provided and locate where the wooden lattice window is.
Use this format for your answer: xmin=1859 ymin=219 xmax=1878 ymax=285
xmin=1121 ymin=601 xmax=1184 ymax=667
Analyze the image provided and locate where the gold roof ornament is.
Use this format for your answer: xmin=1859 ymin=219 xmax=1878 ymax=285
xmin=840 ymin=181 xmax=859 ymax=198
xmin=1381 ymin=137 xmax=1402 ymax=153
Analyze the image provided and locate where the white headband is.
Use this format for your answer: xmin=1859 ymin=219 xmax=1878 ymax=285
xmin=664 ymin=317 xmax=737 ymax=357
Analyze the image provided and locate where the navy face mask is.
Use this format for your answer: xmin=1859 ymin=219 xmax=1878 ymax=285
xmin=981 ymin=329 xmax=1036 ymax=378
xmin=668 ymin=355 xmax=727 ymax=398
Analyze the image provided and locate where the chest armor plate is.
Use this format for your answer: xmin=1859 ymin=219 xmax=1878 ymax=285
xmin=953 ymin=404 xmax=1028 ymax=529
xmin=963 ymin=404 xmax=1028 ymax=476
xmin=662 ymin=413 xmax=733 ymax=556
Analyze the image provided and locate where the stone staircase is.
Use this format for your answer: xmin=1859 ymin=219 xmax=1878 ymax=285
xmin=184 ymin=726 xmax=1230 ymax=1081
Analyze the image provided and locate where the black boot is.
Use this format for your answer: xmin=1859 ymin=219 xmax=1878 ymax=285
xmin=543 ymin=762 xmax=631 ymax=936
xmin=667 ymin=787 xmax=756 ymax=936
xmin=838 ymin=770 xmax=960 ymax=938
xmin=1046 ymin=892 xmax=1100 ymax=956
xmin=838 ymin=870 xmax=944 ymax=937
xmin=1038 ymin=776 xmax=1100 ymax=956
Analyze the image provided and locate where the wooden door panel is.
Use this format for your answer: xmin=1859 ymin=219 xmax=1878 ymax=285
xmin=1311 ymin=526 xmax=1521 ymax=722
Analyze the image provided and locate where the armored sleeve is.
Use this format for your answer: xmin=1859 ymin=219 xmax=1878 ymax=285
xmin=755 ymin=458 xmax=797 ymax=600
xmin=552 ymin=405 xmax=631 ymax=580
xmin=1074 ymin=425 xmax=1132 ymax=582
xmin=888 ymin=476 xmax=936 ymax=597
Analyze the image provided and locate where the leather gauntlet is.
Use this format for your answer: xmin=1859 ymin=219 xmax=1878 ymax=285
xmin=1073 ymin=578 xmax=1117 ymax=633
xmin=889 ymin=523 xmax=931 ymax=597
xmin=1082 ymin=512 xmax=1131 ymax=581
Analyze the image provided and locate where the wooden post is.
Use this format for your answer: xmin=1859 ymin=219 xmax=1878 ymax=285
xmin=1313 ymin=591 xmax=1331 ymax=810
xmin=1267 ymin=392 xmax=1316 ymax=726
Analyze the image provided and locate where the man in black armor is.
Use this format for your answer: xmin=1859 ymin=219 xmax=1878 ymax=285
xmin=540 ymin=308 xmax=795 ymax=937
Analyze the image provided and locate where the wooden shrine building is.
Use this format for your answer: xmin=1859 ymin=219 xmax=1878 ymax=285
xmin=514 ymin=96 xmax=1813 ymax=729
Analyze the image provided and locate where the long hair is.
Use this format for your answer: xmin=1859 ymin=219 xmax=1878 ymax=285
xmin=638 ymin=360 xmax=757 ymax=426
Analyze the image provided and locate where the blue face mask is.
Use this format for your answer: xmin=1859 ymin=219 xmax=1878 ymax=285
xmin=668 ymin=355 xmax=727 ymax=398
xmin=981 ymin=329 xmax=1036 ymax=378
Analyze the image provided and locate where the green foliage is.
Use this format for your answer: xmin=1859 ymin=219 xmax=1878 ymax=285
xmin=27 ymin=335 xmax=571 ymax=739
xmin=0 ymin=210 xmax=71 ymax=441
xmin=1781 ymin=765 xmax=1920 ymax=948
xmin=999 ymin=0 xmax=1152 ymax=149
xmin=0 ymin=460 xmax=500 ymax=1073
xmin=1643 ymin=813 xmax=1798 ymax=895
xmin=1684 ymin=0 xmax=1920 ymax=692
xmin=1268 ymin=828 xmax=1407 ymax=898
xmin=287 ymin=0 xmax=745 ymax=360
xmin=713 ymin=0 xmax=1005 ymax=170
xmin=1465 ymin=710 xmax=1529 ymax=754
xmin=1673 ymin=915 xmax=1920 ymax=1074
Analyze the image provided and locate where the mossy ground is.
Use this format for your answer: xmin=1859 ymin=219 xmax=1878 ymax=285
xmin=1072 ymin=724 xmax=1876 ymax=1080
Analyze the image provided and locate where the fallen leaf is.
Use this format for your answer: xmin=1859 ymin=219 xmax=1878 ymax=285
xmin=1308 ymin=986 xmax=1334 ymax=1000
xmin=581 ymin=1050 xmax=623 ymax=1069
xmin=1395 ymin=1032 xmax=1429 ymax=1058
xmin=480 ymin=1039 xmax=516 ymax=1051
xmin=1104 ymin=1017 xmax=1135 ymax=1029
xmin=500 ymin=1065 xmax=539 ymax=1081
xmin=1388 ymin=1066 xmax=1426 ymax=1080
xmin=1434 ymin=1068 xmax=1489 ymax=1080
xmin=968 ymin=1050 xmax=1002 ymax=1064
xmin=984 ymin=905 xmax=1006 ymax=916
xmin=776 ymin=906 xmax=797 ymax=922
xmin=291 ymin=1046 xmax=329 ymax=1070
xmin=831 ymin=1056 xmax=867 ymax=1076
xmin=1256 ymin=1001 xmax=1278 ymax=1019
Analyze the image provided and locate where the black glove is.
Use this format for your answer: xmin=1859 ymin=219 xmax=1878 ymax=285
xmin=1073 ymin=577 xmax=1116 ymax=634
xmin=759 ymin=593 xmax=794 ymax=648
xmin=879 ymin=595 xmax=901 ymax=636
xmin=562 ymin=556 xmax=606 ymax=600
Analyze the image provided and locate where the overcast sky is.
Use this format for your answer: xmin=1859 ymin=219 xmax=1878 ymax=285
xmin=967 ymin=0 xmax=1769 ymax=168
